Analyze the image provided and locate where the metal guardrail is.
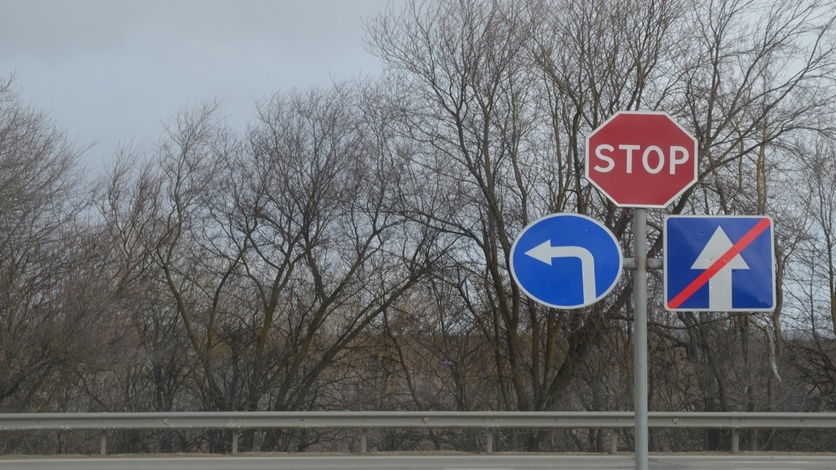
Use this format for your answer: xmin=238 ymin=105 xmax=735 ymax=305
xmin=1 ymin=411 xmax=835 ymax=455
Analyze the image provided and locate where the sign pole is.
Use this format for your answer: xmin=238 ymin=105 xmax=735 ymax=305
xmin=584 ymin=110 xmax=697 ymax=470
xmin=633 ymin=207 xmax=649 ymax=470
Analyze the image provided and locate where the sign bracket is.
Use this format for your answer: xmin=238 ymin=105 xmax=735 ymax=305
xmin=623 ymin=257 xmax=663 ymax=270
xmin=632 ymin=208 xmax=650 ymax=470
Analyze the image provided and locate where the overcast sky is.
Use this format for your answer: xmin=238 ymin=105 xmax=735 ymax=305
xmin=0 ymin=0 xmax=394 ymax=172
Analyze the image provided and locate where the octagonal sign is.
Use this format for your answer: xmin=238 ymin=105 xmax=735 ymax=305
xmin=586 ymin=111 xmax=698 ymax=207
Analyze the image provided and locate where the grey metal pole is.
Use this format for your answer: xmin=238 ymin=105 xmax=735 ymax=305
xmin=360 ymin=429 xmax=368 ymax=453
xmin=633 ymin=208 xmax=649 ymax=470
xmin=732 ymin=429 xmax=740 ymax=453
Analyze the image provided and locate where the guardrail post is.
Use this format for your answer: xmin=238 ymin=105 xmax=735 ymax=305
xmin=731 ymin=429 xmax=739 ymax=454
xmin=360 ymin=429 xmax=368 ymax=453
xmin=232 ymin=429 xmax=238 ymax=454
xmin=609 ymin=429 xmax=618 ymax=454
xmin=485 ymin=429 xmax=493 ymax=454
xmin=100 ymin=430 xmax=107 ymax=455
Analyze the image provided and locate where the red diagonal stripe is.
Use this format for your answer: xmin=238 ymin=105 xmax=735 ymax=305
xmin=668 ymin=217 xmax=771 ymax=309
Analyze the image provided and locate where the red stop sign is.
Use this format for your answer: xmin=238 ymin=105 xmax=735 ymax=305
xmin=586 ymin=111 xmax=698 ymax=207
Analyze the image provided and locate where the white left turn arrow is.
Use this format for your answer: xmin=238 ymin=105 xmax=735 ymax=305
xmin=691 ymin=227 xmax=749 ymax=310
xmin=525 ymin=241 xmax=596 ymax=304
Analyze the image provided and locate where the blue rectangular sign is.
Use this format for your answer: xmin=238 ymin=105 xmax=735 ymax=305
xmin=664 ymin=216 xmax=775 ymax=312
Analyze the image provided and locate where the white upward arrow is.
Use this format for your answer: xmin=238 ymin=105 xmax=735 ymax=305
xmin=525 ymin=241 xmax=596 ymax=304
xmin=691 ymin=227 xmax=749 ymax=310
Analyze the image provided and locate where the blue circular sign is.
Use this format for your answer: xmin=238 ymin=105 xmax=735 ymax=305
xmin=510 ymin=213 xmax=623 ymax=309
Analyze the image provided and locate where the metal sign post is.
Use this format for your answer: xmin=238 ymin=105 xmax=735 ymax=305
xmin=633 ymin=208 xmax=649 ymax=470
xmin=585 ymin=111 xmax=697 ymax=470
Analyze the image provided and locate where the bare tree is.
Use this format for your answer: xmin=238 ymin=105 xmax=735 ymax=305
xmin=367 ymin=4 xmax=634 ymax=447
xmin=0 ymin=77 xmax=108 ymax=412
xmin=94 ymin=84 xmax=442 ymax=450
